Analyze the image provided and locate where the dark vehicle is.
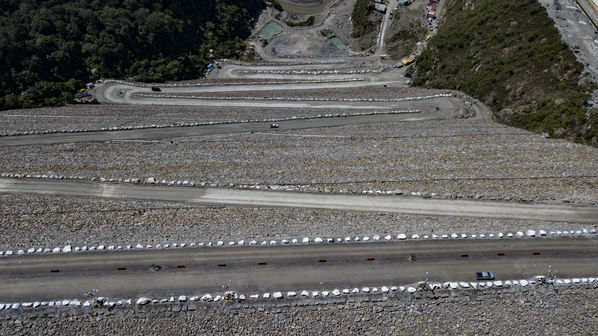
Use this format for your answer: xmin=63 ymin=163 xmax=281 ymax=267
xmin=151 ymin=86 xmax=161 ymax=92
xmin=476 ymin=272 xmax=495 ymax=280
xmin=404 ymin=72 xmax=412 ymax=78
xmin=270 ymin=123 xmax=280 ymax=128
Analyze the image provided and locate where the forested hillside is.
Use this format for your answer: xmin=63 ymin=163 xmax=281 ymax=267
xmin=0 ymin=0 xmax=264 ymax=109
xmin=414 ymin=0 xmax=597 ymax=146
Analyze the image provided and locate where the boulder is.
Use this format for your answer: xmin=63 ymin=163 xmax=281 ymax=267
xmin=273 ymin=292 xmax=283 ymax=299
xmin=62 ymin=245 xmax=72 ymax=253
xmin=397 ymin=234 xmax=407 ymax=240
xmin=136 ymin=298 xmax=151 ymax=305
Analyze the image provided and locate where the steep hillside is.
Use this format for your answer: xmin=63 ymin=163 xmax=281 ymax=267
xmin=413 ymin=0 xmax=597 ymax=146
xmin=0 ymin=0 xmax=264 ymax=110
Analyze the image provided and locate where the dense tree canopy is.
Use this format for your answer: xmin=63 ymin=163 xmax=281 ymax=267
xmin=0 ymin=0 xmax=264 ymax=109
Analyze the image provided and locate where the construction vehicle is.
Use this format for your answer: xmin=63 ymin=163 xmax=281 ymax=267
xmin=74 ymin=88 xmax=98 ymax=104
xmin=401 ymin=57 xmax=415 ymax=65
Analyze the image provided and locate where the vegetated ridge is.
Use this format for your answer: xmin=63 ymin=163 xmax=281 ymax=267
xmin=351 ymin=0 xmax=384 ymax=51
xmin=0 ymin=0 xmax=264 ymax=110
xmin=413 ymin=0 xmax=598 ymax=146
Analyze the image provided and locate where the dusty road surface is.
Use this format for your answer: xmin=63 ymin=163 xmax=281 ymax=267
xmin=1 ymin=179 xmax=597 ymax=222
xmin=1 ymin=239 xmax=596 ymax=301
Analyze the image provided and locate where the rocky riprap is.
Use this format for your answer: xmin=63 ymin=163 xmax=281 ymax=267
xmin=2 ymin=284 xmax=597 ymax=335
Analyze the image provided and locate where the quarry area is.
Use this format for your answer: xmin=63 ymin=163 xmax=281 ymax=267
xmin=1 ymin=0 xmax=598 ymax=334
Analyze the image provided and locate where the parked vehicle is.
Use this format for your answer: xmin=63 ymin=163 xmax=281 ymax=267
xmin=151 ymin=86 xmax=161 ymax=92
xmin=270 ymin=123 xmax=279 ymax=128
xmin=476 ymin=272 xmax=495 ymax=280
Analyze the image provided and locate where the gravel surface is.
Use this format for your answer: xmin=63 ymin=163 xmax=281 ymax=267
xmin=162 ymin=87 xmax=447 ymax=99
xmin=0 ymin=105 xmax=352 ymax=134
xmin=2 ymin=285 xmax=597 ymax=335
xmin=0 ymin=194 xmax=593 ymax=250
xmin=2 ymin=118 xmax=596 ymax=204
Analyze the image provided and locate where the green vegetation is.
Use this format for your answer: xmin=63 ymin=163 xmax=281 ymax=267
xmin=414 ymin=0 xmax=597 ymax=146
xmin=0 ymin=0 xmax=264 ymax=110
xmin=284 ymin=16 xmax=315 ymax=27
xmin=386 ymin=9 xmax=427 ymax=59
xmin=351 ymin=0 xmax=377 ymax=38
xmin=270 ymin=0 xmax=284 ymax=11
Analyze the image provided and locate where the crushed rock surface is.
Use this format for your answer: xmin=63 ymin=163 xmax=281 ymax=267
xmin=1 ymin=286 xmax=597 ymax=335
xmin=1 ymin=119 xmax=596 ymax=204
xmin=0 ymin=194 xmax=593 ymax=249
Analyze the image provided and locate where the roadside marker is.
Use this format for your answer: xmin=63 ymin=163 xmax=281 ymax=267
xmin=318 ymin=259 xmax=327 ymax=263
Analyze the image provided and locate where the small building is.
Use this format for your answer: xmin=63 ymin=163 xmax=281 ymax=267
xmin=374 ymin=3 xmax=387 ymax=13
